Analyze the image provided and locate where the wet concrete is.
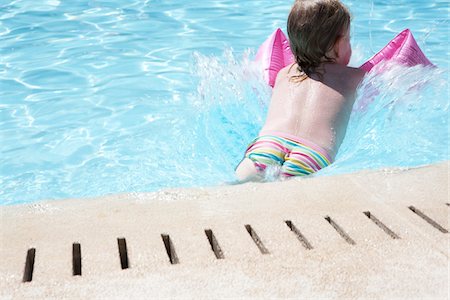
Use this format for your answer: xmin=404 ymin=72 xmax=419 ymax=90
xmin=1 ymin=161 xmax=448 ymax=299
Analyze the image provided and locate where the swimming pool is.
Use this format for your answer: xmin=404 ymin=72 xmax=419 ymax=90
xmin=1 ymin=0 xmax=448 ymax=205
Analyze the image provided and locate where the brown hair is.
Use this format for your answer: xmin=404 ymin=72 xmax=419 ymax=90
xmin=287 ymin=0 xmax=351 ymax=81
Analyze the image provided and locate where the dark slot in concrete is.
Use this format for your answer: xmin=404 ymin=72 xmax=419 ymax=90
xmin=325 ymin=216 xmax=356 ymax=245
xmin=363 ymin=212 xmax=400 ymax=239
xmin=117 ymin=238 xmax=129 ymax=269
xmin=408 ymin=206 xmax=448 ymax=233
xmin=23 ymin=248 xmax=36 ymax=283
xmin=161 ymin=234 xmax=179 ymax=264
xmin=285 ymin=220 xmax=313 ymax=250
xmin=72 ymin=243 xmax=82 ymax=276
xmin=244 ymin=225 xmax=269 ymax=254
xmin=205 ymin=229 xmax=224 ymax=259
xmin=446 ymin=203 xmax=450 ymax=207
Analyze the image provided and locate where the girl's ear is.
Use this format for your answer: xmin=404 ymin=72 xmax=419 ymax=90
xmin=332 ymin=36 xmax=342 ymax=59
xmin=325 ymin=43 xmax=338 ymax=59
xmin=326 ymin=38 xmax=340 ymax=60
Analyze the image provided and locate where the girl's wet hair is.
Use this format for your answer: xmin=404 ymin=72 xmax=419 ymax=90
xmin=287 ymin=0 xmax=351 ymax=81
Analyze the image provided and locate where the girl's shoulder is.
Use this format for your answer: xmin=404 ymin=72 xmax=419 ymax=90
xmin=326 ymin=64 xmax=366 ymax=87
xmin=274 ymin=63 xmax=301 ymax=84
xmin=343 ymin=66 xmax=366 ymax=88
xmin=280 ymin=63 xmax=298 ymax=75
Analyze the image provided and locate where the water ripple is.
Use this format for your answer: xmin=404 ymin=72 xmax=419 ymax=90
xmin=0 ymin=0 xmax=448 ymax=204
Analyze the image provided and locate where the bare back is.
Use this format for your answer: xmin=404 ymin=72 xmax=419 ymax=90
xmin=260 ymin=63 xmax=365 ymax=159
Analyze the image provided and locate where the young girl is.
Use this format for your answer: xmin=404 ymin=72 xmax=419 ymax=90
xmin=235 ymin=0 xmax=365 ymax=182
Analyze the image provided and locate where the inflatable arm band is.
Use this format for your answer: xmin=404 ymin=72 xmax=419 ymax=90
xmin=256 ymin=28 xmax=433 ymax=87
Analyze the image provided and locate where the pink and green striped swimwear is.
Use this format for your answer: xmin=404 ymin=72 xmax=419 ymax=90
xmin=244 ymin=131 xmax=332 ymax=177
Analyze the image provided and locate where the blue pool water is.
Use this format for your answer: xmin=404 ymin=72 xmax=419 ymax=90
xmin=1 ymin=0 xmax=448 ymax=205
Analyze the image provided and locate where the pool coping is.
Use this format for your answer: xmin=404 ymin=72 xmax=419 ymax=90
xmin=1 ymin=161 xmax=449 ymax=299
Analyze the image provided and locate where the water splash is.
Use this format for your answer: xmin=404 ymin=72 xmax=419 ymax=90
xmin=188 ymin=49 xmax=271 ymax=180
xmin=322 ymin=62 xmax=449 ymax=175
xmin=189 ymin=49 xmax=449 ymax=182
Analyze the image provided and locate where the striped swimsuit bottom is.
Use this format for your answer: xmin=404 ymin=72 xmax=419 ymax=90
xmin=244 ymin=131 xmax=332 ymax=177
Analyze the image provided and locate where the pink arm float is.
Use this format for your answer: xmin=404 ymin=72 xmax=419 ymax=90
xmin=255 ymin=28 xmax=295 ymax=87
xmin=256 ymin=28 xmax=433 ymax=87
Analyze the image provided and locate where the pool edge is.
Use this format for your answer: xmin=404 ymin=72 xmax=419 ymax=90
xmin=1 ymin=161 xmax=449 ymax=298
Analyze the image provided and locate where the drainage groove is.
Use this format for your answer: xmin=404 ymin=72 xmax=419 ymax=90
xmin=204 ymin=229 xmax=224 ymax=259
xmin=408 ymin=206 xmax=448 ymax=233
xmin=324 ymin=216 xmax=356 ymax=245
xmin=72 ymin=243 xmax=82 ymax=276
xmin=285 ymin=220 xmax=313 ymax=250
xmin=244 ymin=225 xmax=269 ymax=254
xmin=117 ymin=238 xmax=129 ymax=269
xmin=161 ymin=234 xmax=179 ymax=264
xmin=363 ymin=212 xmax=400 ymax=239
xmin=23 ymin=248 xmax=36 ymax=283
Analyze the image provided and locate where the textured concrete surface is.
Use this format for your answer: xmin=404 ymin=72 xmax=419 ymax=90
xmin=1 ymin=161 xmax=449 ymax=299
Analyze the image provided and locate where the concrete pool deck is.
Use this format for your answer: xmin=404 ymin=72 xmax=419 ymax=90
xmin=1 ymin=161 xmax=449 ymax=299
